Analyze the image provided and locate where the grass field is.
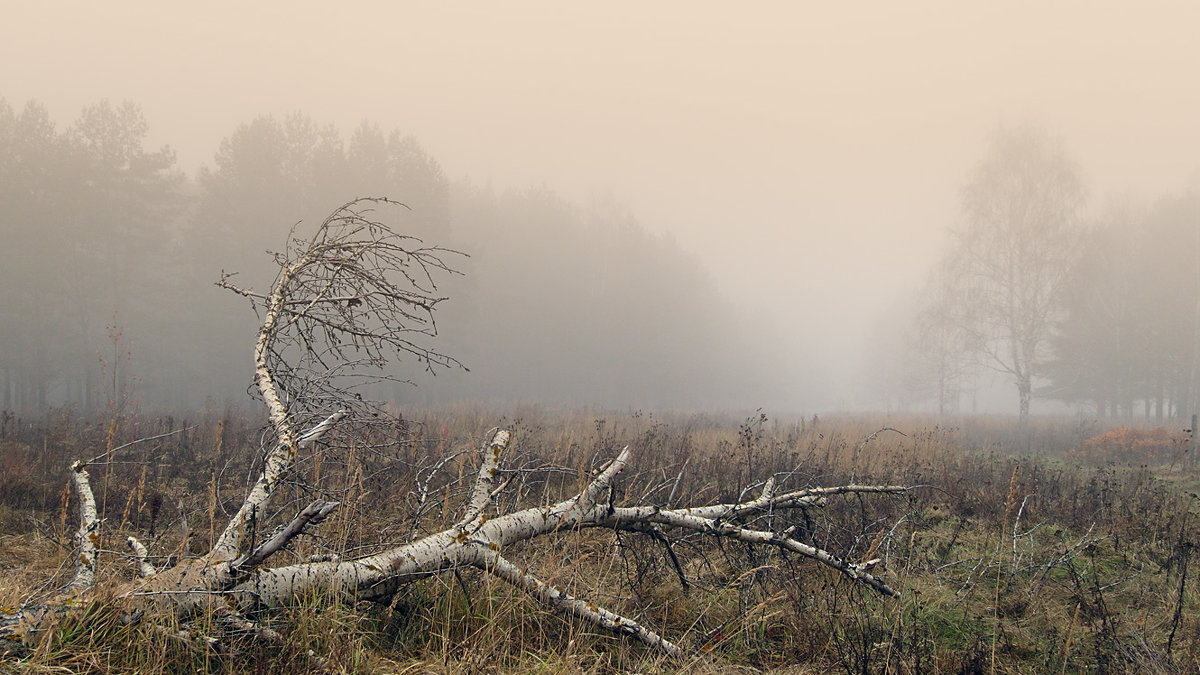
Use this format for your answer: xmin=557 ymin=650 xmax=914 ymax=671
xmin=2 ymin=407 xmax=1199 ymax=673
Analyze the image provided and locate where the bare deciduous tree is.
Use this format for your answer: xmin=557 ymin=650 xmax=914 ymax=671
xmin=949 ymin=124 xmax=1085 ymax=421
xmin=1 ymin=199 xmax=909 ymax=663
xmin=899 ymin=266 xmax=976 ymax=416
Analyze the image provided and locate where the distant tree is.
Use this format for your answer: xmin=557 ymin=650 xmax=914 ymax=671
xmin=1132 ymin=193 xmax=1200 ymax=419
xmin=438 ymin=185 xmax=784 ymax=408
xmin=948 ymin=125 xmax=1085 ymax=421
xmin=67 ymin=101 xmax=181 ymax=409
xmin=194 ymin=114 xmax=450 ymax=286
xmin=864 ymin=265 xmax=974 ymax=415
xmin=913 ymin=267 xmax=974 ymax=415
xmin=1048 ymin=194 xmax=1200 ymax=420
xmin=859 ymin=307 xmax=925 ymax=413
xmin=1046 ymin=215 xmax=1141 ymax=416
xmin=194 ymin=114 xmax=339 ymax=278
xmin=346 ymin=122 xmax=450 ymax=237
xmin=0 ymin=99 xmax=179 ymax=413
xmin=0 ymin=99 xmax=65 ymax=410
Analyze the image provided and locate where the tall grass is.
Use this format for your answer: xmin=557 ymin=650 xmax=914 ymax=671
xmin=1 ymin=407 xmax=1198 ymax=673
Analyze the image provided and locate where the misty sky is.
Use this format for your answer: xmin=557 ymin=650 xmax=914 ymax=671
xmin=4 ymin=2 xmax=1199 ymax=409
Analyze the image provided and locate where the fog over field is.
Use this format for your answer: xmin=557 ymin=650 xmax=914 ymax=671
xmin=2 ymin=3 xmax=1198 ymax=415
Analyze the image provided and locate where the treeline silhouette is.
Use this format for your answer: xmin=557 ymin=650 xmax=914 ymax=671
xmin=0 ymin=98 xmax=796 ymax=415
xmin=1050 ymin=194 xmax=1200 ymax=419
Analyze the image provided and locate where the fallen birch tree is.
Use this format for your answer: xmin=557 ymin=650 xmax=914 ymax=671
xmin=1 ymin=199 xmax=910 ymax=662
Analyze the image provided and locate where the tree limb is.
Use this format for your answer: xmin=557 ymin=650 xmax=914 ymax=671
xmin=127 ymin=535 xmax=157 ymax=578
xmin=212 ymin=410 xmax=347 ymax=560
xmin=232 ymin=500 xmax=340 ymax=575
xmin=475 ymin=548 xmax=682 ymax=656
xmin=460 ymin=429 xmax=510 ymax=526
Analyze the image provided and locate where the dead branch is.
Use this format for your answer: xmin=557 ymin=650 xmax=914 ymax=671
xmin=476 ymin=548 xmax=682 ymax=655
xmin=459 ymin=429 xmax=509 ymax=525
xmin=231 ymin=500 xmax=340 ymax=575
xmin=127 ymin=536 xmax=156 ymax=578
xmin=66 ymin=461 xmax=99 ymax=594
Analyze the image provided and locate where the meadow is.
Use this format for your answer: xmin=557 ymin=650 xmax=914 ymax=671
xmin=1 ymin=406 xmax=1198 ymax=674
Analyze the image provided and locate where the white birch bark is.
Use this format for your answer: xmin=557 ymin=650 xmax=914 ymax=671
xmin=127 ymin=536 xmax=157 ymax=578
xmin=226 ymin=445 xmax=905 ymax=610
xmin=212 ymin=409 xmax=346 ymax=561
xmin=67 ymin=461 xmax=99 ymax=593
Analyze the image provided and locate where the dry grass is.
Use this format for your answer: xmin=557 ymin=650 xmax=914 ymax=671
xmin=2 ymin=407 xmax=1199 ymax=673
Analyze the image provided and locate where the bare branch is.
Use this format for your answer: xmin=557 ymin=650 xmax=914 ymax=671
xmin=79 ymin=425 xmax=197 ymax=469
xmin=127 ymin=536 xmax=157 ymax=578
xmin=232 ymin=500 xmax=340 ymax=574
xmin=213 ymin=410 xmax=348 ymax=560
xmin=296 ymin=409 xmax=349 ymax=449
xmin=668 ymin=483 xmax=909 ymax=521
xmin=460 ymin=429 xmax=510 ymax=526
xmin=476 ymin=548 xmax=682 ymax=656
xmin=601 ymin=504 xmax=901 ymax=598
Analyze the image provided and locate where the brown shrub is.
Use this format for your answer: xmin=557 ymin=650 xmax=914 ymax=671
xmin=1074 ymin=426 xmax=1189 ymax=465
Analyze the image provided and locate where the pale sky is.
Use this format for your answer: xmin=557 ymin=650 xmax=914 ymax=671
xmin=4 ymin=2 xmax=1198 ymax=408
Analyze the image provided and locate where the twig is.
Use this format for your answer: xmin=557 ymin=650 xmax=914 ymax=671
xmin=79 ymin=425 xmax=198 ymax=468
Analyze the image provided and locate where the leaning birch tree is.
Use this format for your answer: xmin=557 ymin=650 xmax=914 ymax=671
xmin=1 ymin=199 xmax=909 ymax=662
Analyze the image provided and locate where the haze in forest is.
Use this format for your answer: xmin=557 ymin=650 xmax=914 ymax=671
xmin=2 ymin=3 xmax=1199 ymax=416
